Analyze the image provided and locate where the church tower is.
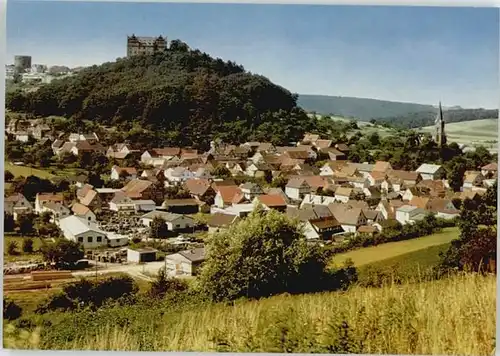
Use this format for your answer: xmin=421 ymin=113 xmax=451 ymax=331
xmin=435 ymin=101 xmax=446 ymax=147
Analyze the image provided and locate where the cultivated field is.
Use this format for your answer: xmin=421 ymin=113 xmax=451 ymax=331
xmin=5 ymin=162 xmax=55 ymax=179
xmin=331 ymin=227 xmax=459 ymax=268
xmin=8 ymin=273 xmax=494 ymax=354
xmin=419 ymin=119 xmax=498 ymax=153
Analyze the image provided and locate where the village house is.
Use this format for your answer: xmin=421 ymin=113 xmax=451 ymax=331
xmin=375 ymin=199 xmax=405 ymax=220
xmin=162 ymin=199 xmax=201 ymax=214
xmin=35 ymin=193 xmax=65 ymax=214
xmin=141 ymin=147 xmax=181 ymax=165
xmin=347 ymin=175 xmax=370 ymax=190
xmin=416 ymin=164 xmax=445 ymax=181
xmin=327 ymin=204 xmax=367 ymax=234
xmin=121 ymin=179 xmax=162 ymax=202
xmin=32 ymin=124 xmax=51 ymax=140
xmin=140 ymin=211 xmax=195 ymax=232
xmin=348 ymin=163 xmax=374 ymax=178
xmin=41 ymin=202 xmax=70 ymax=224
xmin=285 ymin=178 xmax=311 ymax=201
xmin=239 ymin=182 xmax=263 ymax=200
xmin=299 ymin=194 xmax=337 ymax=208
xmin=395 ymin=205 xmax=427 ymax=225
xmin=426 ymin=198 xmax=460 ymax=220
xmin=481 ymin=162 xmax=498 ymax=178
xmin=95 ymin=188 xmax=122 ymax=205
xmin=303 ymin=216 xmax=344 ymax=240
xmin=253 ymin=194 xmax=287 ymax=212
xmin=165 ymin=248 xmax=206 ymax=276
xmin=387 ymin=170 xmax=422 ymax=187
xmin=245 ymin=162 xmax=273 ymax=178
xmin=164 ymin=166 xmax=195 ymax=183
xmin=372 ymin=161 xmax=393 ymax=173
xmin=402 ymin=186 xmax=431 ymax=202
xmin=367 ymin=171 xmax=387 ymax=187
xmin=59 ymin=215 xmax=108 ymax=249
xmin=207 ymin=213 xmax=241 ymax=235
xmin=110 ymin=166 xmax=138 ymax=181
xmin=319 ymin=161 xmax=349 ymax=176
xmin=4 ymin=194 xmax=33 ymax=220
xmin=51 ymin=139 xmax=65 ymax=155
xmin=362 ymin=209 xmax=385 ymax=225
xmin=68 ymin=132 xmax=99 ymax=143
xmin=70 ymin=140 xmax=106 ymax=156
xmin=79 ymin=189 xmax=103 ymax=211
xmin=214 ymin=186 xmax=246 ymax=208
xmin=325 ymin=148 xmax=347 ymax=161
xmin=335 ymin=143 xmax=351 ymax=154
xmin=109 ymin=192 xmax=135 ymax=213
xmin=335 ymin=187 xmax=354 ymax=203
xmin=416 ymin=180 xmax=447 ymax=198
xmin=463 ymin=171 xmax=484 ymax=190
xmin=184 ymin=179 xmax=216 ymax=201
xmin=357 ymin=225 xmax=379 ymax=236
xmin=71 ymin=203 xmax=96 ymax=222
xmin=14 ymin=131 xmax=30 ymax=142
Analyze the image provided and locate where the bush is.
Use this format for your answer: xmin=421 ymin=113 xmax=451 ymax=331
xmin=7 ymin=241 xmax=19 ymax=256
xmin=3 ymin=298 xmax=22 ymax=321
xmin=22 ymin=238 xmax=34 ymax=253
xmin=36 ymin=275 xmax=139 ymax=313
xmin=148 ymin=267 xmax=189 ymax=299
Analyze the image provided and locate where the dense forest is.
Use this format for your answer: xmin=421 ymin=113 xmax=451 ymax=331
xmin=298 ymin=94 xmax=434 ymax=120
xmin=5 ymin=40 xmax=317 ymax=150
xmin=374 ymin=108 xmax=498 ymax=129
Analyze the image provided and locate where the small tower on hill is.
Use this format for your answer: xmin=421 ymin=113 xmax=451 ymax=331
xmin=435 ymin=101 xmax=446 ymax=147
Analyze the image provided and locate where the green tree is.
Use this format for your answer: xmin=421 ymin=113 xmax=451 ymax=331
xmin=148 ymin=267 xmax=188 ymax=299
xmin=3 ymin=298 xmax=22 ymax=321
xmin=149 ymin=217 xmax=168 ymax=240
xmin=210 ymin=165 xmax=232 ymax=179
xmin=22 ymin=238 xmax=34 ymax=253
xmin=197 ymin=209 xmax=334 ymax=302
xmin=35 ymin=146 xmax=54 ymax=167
xmin=40 ymin=239 xmax=84 ymax=267
xmin=7 ymin=241 xmax=18 ymax=255
xmin=17 ymin=213 xmax=35 ymax=235
xmin=5 ymin=170 xmax=14 ymax=182
xmin=4 ymin=213 xmax=15 ymax=232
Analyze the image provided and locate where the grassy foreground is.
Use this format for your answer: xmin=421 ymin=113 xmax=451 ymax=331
xmin=331 ymin=227 xmax=458 ymax=267
xmin=4 ymin=273 xmax=495 ymax=355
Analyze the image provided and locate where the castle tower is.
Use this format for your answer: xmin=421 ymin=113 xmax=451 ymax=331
xmin=435 ymin=101 xmax=446 ymax=147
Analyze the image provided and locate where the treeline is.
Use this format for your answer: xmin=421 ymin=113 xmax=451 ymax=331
xmin=375 ymin=108 xmax=498 ymax=129
xmin=5 ymin=40 xmax=317 ymax=150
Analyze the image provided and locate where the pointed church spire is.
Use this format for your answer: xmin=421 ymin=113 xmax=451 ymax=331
xmin=435 ymin=101 xmax=446 ymax=147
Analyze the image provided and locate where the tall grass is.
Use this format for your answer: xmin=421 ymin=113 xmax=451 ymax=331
xmin=5 ymin=273 xmax=495 ymax=355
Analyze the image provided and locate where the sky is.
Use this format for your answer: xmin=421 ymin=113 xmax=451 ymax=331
xmin=6 ymin=1 xmax=499 ymax=108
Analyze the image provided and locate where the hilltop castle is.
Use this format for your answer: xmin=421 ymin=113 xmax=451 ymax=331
xmin=435 ymin=101 xmax=446 ymax=147
xmin=126 ymin=35 xmax=167 ymax=57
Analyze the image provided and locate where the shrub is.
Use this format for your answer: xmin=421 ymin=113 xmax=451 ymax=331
xmin=3 ymin=298 xmax=22 ymax=321
xmin=7 ymin=241 xmax=19 ymax=256
xmin=22 ymin=238 xmax=34 ymax=253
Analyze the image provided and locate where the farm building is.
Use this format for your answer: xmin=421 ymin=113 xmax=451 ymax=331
xmin=165 ymin=247 xmax=206 ymax=276
xmin=140 ymin=211 xmax=195 ymax=231
xmin=59 ymin=215 xmax=108 ymax=249
xmin=127 ymin=247 xmax=158 ymax=263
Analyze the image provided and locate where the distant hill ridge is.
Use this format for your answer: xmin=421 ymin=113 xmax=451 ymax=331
xmin=298 ymin=94 xmax=497 ymax=128
xmin=298 ymin=94 xmax=435 ymax=120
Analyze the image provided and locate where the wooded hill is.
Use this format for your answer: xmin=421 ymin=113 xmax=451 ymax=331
xmin=298 ymin=94 xmax=434 ymax=120
xmin=298 ymin=94 xmax=497 ymax=128
xmin=5 ymin=40 xmax=317 ymax=150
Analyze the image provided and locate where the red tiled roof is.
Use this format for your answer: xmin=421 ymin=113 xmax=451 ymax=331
xmin=256 ymin=194 xmax=287 ymax=207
